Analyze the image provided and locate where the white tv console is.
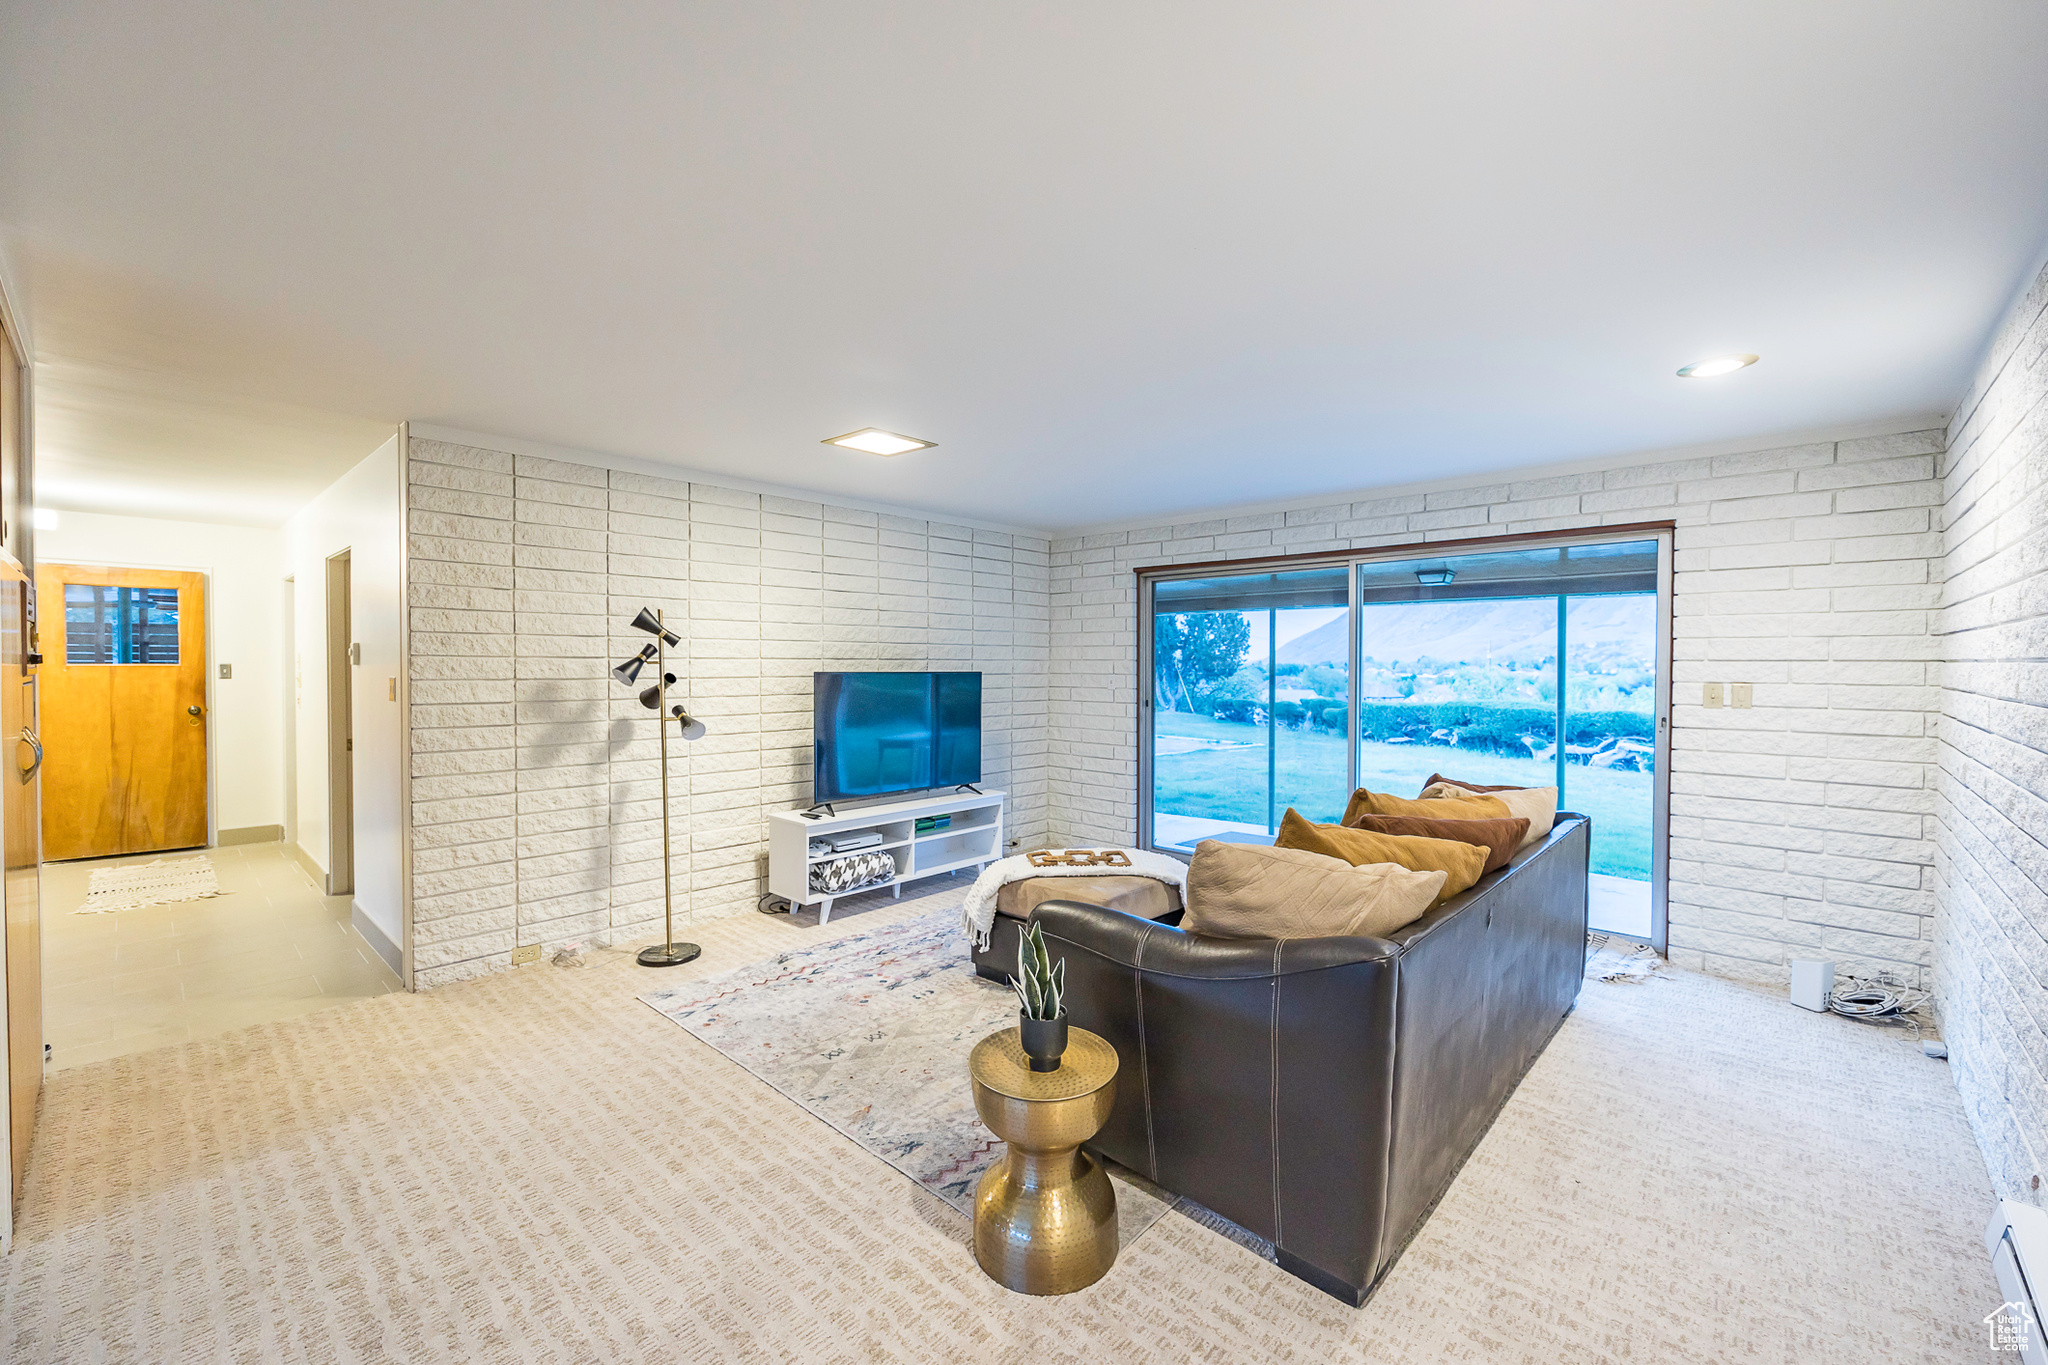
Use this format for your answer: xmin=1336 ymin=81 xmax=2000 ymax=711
xmin=767 ymin=788 xmax=1006 ymax=925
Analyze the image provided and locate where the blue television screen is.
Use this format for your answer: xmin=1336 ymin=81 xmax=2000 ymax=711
xmin=814 ymin=672 xmax=981 ymax=803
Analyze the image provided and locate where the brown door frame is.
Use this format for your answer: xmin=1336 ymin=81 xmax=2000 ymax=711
xmin=325 ymin=550 xmax=353 ymax=897
xmin=0 ymin=278 xmax=35 ymax=1243
xmin=2 ymin=567 xmax=35 ymax=1215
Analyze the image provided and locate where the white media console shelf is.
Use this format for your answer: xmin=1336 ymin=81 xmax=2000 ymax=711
xmin=767 ymin=789 xmax=1006 ymax=925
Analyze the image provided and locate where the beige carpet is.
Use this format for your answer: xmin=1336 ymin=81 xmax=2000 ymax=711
xmin=0 ymin=880 xmax=2002 ymax=1362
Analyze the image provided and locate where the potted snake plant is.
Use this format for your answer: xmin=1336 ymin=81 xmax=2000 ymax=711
xmin=1010 ymin=920 xmax=1068 ymax=1072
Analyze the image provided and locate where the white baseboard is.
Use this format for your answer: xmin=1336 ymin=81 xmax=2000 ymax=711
xmin=351 ymin=903 xmax=402 ymax=976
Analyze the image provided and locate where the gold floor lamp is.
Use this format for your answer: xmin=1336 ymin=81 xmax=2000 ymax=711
xmin=611 ymin=606 xmax=706 ymax=968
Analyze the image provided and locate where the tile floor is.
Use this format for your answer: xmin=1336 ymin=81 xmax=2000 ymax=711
xmin=39 ymin=842 xmax=403 ymax=1071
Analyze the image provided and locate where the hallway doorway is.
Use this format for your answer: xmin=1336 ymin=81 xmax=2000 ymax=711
xmin=324 ymin=551 xmax=352 ymax=897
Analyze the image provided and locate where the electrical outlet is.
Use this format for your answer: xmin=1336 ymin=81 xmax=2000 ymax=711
xmin=1731 ymin=682 xmax=1753 ymax=708
xmin=1702 ymin=682 xmax=1725 ymax=708
xmin=512 ymin=943 xmax=543 ymax=965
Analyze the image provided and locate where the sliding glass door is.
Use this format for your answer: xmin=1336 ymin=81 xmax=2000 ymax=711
xmin=1564 ymin=594 xmax=1658 ymax=936
xmin=1149 ymin=566 xmax=1349 ymax=849
xmin=1141 ymin=532 xmax=1670 ymax=947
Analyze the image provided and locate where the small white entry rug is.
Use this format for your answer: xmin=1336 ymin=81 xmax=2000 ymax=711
xmin=76 ymin=856 xmax=225 ymax=914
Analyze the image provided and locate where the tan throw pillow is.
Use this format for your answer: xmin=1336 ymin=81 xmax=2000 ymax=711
xmin=1342 ymin=812 xmax=1529 ymax=877
xmin=1342 ymin=786 xmax=1511 ymax=825
xmin=1182 ymin=839 xmax=1444 ymax=941
xmin=1418 ymin=781 xmax=1557 ymax=851
xmin=1274 ymin=808 xmax=1487 ymax=904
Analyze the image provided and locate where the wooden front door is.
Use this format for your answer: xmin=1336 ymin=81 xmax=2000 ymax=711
xmin=36 ymin=564 xmax=207 ymax=860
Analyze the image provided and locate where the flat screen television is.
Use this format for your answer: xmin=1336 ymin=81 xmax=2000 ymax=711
xmin=813 ymin=671 xmax=982 ymax=805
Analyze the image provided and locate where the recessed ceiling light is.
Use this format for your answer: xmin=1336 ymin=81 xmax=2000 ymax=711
xmin=1676 ymin=354 xmax=1759 ymax=379
xmin=823 ymin=428 xmax=935 ymax=456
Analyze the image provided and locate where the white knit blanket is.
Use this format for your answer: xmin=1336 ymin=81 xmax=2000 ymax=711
xmin=962 ymin=849 xmax=1189 ymax=949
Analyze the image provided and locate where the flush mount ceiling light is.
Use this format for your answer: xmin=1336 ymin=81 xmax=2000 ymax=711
xmin=822 ymin=428 xmax=935 ymax=456
xmin=1676 ymin=354 xmax=1759 ymax=379
xmin=1415 ymin=569 xmax=1455 ymax=587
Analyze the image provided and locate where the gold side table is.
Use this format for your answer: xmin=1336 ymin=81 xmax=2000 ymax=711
xmin=968 ymin=1025 xmax=1119 ymax=1294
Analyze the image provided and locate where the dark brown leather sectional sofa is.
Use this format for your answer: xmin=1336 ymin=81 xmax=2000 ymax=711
xmin=1024 ymin=813 xmax=1591 ymax=1305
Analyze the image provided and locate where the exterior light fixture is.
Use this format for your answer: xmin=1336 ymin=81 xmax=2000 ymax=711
xmin=822 ymin=428 xmax=935 ymax=456
xmin=1677 ymin=354 xmax=1759 ymax=379
xmin=1415 ymin=569 xmax=1455 ymax=587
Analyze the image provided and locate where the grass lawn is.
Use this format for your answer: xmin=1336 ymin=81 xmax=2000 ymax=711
xmin=1153 ymin=711 xmax=1651 ymax=879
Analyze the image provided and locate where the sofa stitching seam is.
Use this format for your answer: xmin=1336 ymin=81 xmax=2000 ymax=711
xmin=1136 ymin=924 xmax=1157 ymax=1181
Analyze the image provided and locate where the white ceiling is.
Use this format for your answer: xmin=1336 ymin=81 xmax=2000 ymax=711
xmin=4 ymin=2 xmax=2047 ymax=531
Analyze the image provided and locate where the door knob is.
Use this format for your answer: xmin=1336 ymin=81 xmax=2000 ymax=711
xmin=187 ymin=705 xmax=204 ymax=721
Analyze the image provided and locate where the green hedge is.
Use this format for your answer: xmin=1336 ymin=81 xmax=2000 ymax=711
xmin=1200 ymin=700 xmax=1649 ymax=752
xmin=1358 ymin=702 xmax=1651 ymax=753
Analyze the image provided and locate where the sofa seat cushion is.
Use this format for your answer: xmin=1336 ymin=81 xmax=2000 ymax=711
xmin=994 ymin=873 xmax=1182 ymax=924
xmin=1274 ymin=808 xmax=1488 ymax=904
xmin=1182 ymin=838 xmax=1444 ymax=941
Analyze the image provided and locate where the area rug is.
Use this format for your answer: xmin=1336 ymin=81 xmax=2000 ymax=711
xmin=638 ymin=907 xmax=1180 ymax=1249
xmin=75 ymin=856 xmax=225 ymax=914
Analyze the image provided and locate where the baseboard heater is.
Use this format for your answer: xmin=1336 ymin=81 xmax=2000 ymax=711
xmin=1987 ymin=1200 xmax=2048 ymax=1361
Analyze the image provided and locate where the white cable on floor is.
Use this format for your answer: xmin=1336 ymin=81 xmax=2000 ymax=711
xmin=1826 ymin=973 xmax=1930 ymax=1041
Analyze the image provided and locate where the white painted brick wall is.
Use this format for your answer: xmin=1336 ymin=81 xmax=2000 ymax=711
xmin=406 ymin=439 xmax=1050 ymax=988
xmin=1048 ymin=430 xmax=1946 ymax=989
xmin=1935 ymin=256 xmax=2048 ymax=1204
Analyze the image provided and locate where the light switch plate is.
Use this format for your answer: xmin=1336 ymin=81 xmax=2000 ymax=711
xmin=1702 ymin=682 xmax=1725 ymax=708
xmin=218 ymin=664 xmax=231 ymax=679
xmin=1731 ymin=682 xmax=1753 ymax=708
xmin=512 ymin=943 xmax=543 ymax=965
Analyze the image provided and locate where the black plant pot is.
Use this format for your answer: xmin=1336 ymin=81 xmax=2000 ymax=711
xmin=1019 ymin=1010 xmax=1069 ymax=1073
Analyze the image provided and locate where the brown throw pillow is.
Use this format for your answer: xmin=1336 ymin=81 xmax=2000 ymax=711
xmin=1342 ymin=812 xmax=1529 ymax=877
xmin=1182 ymin=839 xmax=1444 ymax=941
xmin=1341 ymin=786 xmax=1511 ymax=825
xmin=1416 ymin=779 xmax=1559 ymax=851
xmin=1274 ymin=808 xmax=1487 ymax=904
xmin=1421 ymin=773 xmax=1524 ymax=795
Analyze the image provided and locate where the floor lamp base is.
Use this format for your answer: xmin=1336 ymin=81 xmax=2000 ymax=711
xmin=637 ymin=942 xmax=702 ymax=968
